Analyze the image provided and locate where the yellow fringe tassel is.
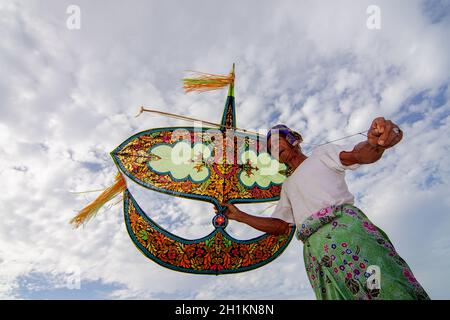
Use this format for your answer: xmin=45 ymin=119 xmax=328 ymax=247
xmin=70 ymin=172 xmax=127 ymax=228
xmin=183 ymin=69 xmax=234 ymax=93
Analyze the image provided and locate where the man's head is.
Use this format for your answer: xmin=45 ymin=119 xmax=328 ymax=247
xmin=266 ymin=124 xmax=303 ymax=164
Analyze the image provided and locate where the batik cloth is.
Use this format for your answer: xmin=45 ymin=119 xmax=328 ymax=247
xmin=297 ymin=204 xmax=430 ymax=300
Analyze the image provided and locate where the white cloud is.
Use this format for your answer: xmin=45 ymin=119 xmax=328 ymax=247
xmin=1 ymin=0 xmax=449 ymax=299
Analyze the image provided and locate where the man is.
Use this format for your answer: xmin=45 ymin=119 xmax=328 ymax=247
xmin=215 ymin=117 xmax=429 ymax=300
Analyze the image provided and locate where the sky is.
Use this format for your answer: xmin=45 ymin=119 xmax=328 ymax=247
xmin=0 ymin=0 xmax=449 ymax=299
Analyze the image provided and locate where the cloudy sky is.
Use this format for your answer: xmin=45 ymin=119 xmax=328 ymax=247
xmin=1 ymin=0 xmax=449 ymax=299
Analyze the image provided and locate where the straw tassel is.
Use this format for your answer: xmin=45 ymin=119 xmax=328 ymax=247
xmin=183 ymin=68 xmax=234 ymax=93
xmin=70 ymin=172 xmax=126 ymax=228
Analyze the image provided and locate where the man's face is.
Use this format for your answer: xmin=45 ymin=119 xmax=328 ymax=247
xmin=267 ymin=135 xmax=299 ymax=163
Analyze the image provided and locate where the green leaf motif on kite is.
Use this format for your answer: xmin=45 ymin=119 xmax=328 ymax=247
xmin=239 ymin=150 xmax=287 ymax=188
xmin=147 ymin=141 xmax=212 ymax=183
xmin=139 ymin=230 xmax=149 ymax=241
xmin=223 ymin=238 xmax=232 ymax=248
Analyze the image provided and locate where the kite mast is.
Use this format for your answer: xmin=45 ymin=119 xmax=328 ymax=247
xmin=221 ymin=63 xmax=236 ymax=130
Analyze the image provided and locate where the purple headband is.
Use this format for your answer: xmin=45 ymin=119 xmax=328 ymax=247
xmin=266 ymin=124 xmax=303 ymax=155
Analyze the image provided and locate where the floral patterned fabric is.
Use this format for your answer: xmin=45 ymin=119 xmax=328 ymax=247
xmin=297 ymin=204 xmax=430 ymax=300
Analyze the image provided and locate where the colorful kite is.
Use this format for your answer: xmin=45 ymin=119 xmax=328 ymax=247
xmin=72 ymin=64 xmax=295 ymax=275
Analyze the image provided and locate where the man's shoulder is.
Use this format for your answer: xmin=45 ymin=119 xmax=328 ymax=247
xmin=311 ymin=143 xmax=358 ymax=171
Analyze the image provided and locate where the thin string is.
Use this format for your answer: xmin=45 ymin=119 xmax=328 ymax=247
xmin=315 ymin=131 xmax=368 ymax=146
xmin=135 ymin=106 xmax=368 ymax=148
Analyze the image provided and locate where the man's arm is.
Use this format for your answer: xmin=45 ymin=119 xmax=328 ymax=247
xmin=339 ymin=117 xmax=403 ymax=166
xmin=340 ymin=141 xmax=385 ymax=165
xmin=236 ymin=211 xmax=292 ymax=235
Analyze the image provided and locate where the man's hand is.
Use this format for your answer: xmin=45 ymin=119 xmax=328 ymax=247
xmin=367 ymin=117 xmax=403 ymax=149
xmin=340 ymin=117 xmax=403 ymax=166
xmin=213 ymin=202 xmax=291 ymax=235
xmin=214 ymin=202 xmax=243 ymax=221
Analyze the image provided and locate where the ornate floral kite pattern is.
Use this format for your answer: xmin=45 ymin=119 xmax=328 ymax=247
xmin=109 ymin=69 xmax=296 ymax=274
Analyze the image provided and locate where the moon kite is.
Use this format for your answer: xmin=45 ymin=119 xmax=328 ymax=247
xmin=72 ymin=64 xmax=295 ymax=275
